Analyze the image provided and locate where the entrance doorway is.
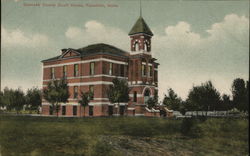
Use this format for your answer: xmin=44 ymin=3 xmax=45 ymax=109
xmin=89 ymin=106 xmax=93 ymax=116
xmin=144 ymin=89 xmax=151 ymax=105
xmin=62 ymin=106 xmax=66 ymax=115
xmin=119 ymin=106 xmax=125 ymax=116
xmin=108 ymin=106 xmax=113 ymax=116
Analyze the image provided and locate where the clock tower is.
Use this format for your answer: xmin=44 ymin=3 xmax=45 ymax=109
xmin=127 ymin=15 xmax=159 ymax=116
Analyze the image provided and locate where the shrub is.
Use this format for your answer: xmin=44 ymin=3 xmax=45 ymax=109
xmin=91 ymin=141 xmax=114 ymax=156
xmin=180 ymin=117 xmax=203 ymax=138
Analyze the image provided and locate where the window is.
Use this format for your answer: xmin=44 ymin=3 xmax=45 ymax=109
xmin=144 ymin=42 xmax=149 ymax=52
xmin=63 ymin=65 xmax=67 ymax=78
xmin=51 ymin=67 xmax=55 ymax=79
xmin=73 ymin=106 xmax=77 ymax=116
xmin=89 ymin=106 xmax=93 ymax=116
xmin=90 ymin=62 xmax=95 ymax=75
xmin=74 ymin=64 xmax=79 ymax=77
xmin=142 ymin=64 xmax=146 ymax=76
xmin=120 ymin=64 xmax=124 ymax=77
xmin=62 ymin=106 xmax=66 ymax=115
xmin=143 ymin=43 xmax=148 ymax=51
xmin=89 ymin=85 xmax=94 ymax=100
xmin=144 ymin=89 xmax=151 ymax=105
xmin=133 ymin=91 xmax=137 ymax=102
xmin=74 ymin=86 xmax=78 ymax=99
xmin=149 ymin=66 xmax=152 ymax=77
xmin=154 ymin=70 xmax=158 ymax=81
xmin=109 ymin=63 xmax=113 ymax=75
xmin=134 ymin=42 xmax=139 ymax=51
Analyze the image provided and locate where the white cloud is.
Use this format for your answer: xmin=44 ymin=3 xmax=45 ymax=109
xmin=65 ymin=20 xmax=129 ymax=50
xmin=164 ymin=21 xmax=201 ymax=46
xmin=153 ymin=13 xmax=249 ymax=99
xmin=1 ymin=27 xmax=49 ymax=48
xmin=207 ymin=14 xmax=249 ymax=47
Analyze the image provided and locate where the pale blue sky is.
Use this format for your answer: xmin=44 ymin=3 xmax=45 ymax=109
xmin=1 ymin=0 xmax=249 ymax=99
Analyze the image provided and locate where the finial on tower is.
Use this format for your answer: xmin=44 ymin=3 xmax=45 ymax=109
xmin=140 ymin=0 xmax=142 ymax=17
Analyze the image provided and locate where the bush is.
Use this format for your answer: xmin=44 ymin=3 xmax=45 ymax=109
xmin=91 ymin=140 xmax=116 ymax=156
xmin=180 ymin=117 xmax=203 ymax=138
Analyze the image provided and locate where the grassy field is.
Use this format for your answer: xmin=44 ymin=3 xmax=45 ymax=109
xmin=0 ymin=115 xmax=248 ymax=156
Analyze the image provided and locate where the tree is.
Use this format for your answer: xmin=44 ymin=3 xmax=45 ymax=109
xmin=13 ymin=89 xmax=26 ymax=114
xmin=0 ymin=91 xmax=3 ymax=108
xmin=147 ymin=90 xmax=159 ymax=109
xmin=163 ymin=88 xmax=182 ymax=111
xmin=26 ymin=88 xmax=42 ymax=114
xmin=246 ymin=81 xmax=249 ymax=112
xmin=78 ymin=91 xmax=93 ymax=117
xmin=179 ymin=101 xmax=188 ymax=115
xmin=107 ymin=78 xmax=130 ymax=115
xmin=1 ymin=87 xmax=14 ymax=111
xmin=221 ymin=94 xmax=232 ymax=111
xmin=147 ymin=98 xmax=155 ymax=109
xmin=186 ymin=81 xmax=221 ymax=116
xmin=1 ymin=87 xmax=25 ymax=113
xmin=43 ymin=79 xmax=70 ymax=117
xmin=231 ymin=78 xmax=248 ymax=113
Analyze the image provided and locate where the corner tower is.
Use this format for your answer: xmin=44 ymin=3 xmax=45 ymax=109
xmin=127 ymin=15 xmax=159 ymax=116
xmin=129 ymin=16 xmax=153 ymax=53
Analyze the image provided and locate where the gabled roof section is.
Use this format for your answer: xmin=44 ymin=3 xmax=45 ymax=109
xmin=129 ymin=16 xmax=153 ymax=36
xmin=60 ymin=49 xmax=81 ymax=59
xmin=42 ymin=43 xmax=129 ymax=62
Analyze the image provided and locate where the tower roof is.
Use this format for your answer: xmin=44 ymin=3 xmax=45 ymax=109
xmin=128 ymin=16 xmax=153 ymax=36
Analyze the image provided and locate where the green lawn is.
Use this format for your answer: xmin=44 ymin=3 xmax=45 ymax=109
xmin=0 ymin=115 xmax=248 ymax=156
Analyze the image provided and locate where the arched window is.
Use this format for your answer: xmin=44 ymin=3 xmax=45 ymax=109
xmin=134 ymin=42 xmax=139 ymax=51
xmin=133 ymin=91 xmax=137 ymax=102
xmin=144 ymin=43 xmax=148 ymax=51
xmin=141 ymin=58 xmax=147 ymax=76
xmin=144 ymin=42 xmax=150 ymax=52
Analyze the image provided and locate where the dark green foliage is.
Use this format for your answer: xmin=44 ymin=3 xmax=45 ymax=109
xmin=163 ymin=88 xmax=182 ymax=111
xmin=1 ymin=88 xmax=15 ymax=111
xmin=0 ymin=87 xmax=26 ymax=113
xmin=0 ymin=91 xmax=3 ymax=107
xmin=107 ymin=78 xmax=130 ymax=104
xmin=179 ymin=101 xmax=187 ymax=115
xmin=181 ymin=117 xmax=205 ymax=138
xmin=147 ymin=90 xmax=159 ymax=109
xmin=26 ymin=87 xmax=42 ymax=113
xmin=147 ymin=98 xmax=156 ymax=109
xmin=91 ymin=141 xmax=113 ymax=156
xmin=232 ymin=78 xmax=248 ymax=112
xmin=186 ymin=81 xmax=221 ymax=113
xmin=221 ymin=94 xmax=232 ymax=111
xmin=78 ymin=91 xmax=93 ymax=117
xmin=43 ymin=79 xmax=70 ymax=116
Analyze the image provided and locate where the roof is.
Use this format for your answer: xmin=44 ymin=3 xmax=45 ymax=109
xmin=76 ymin=43 xmax=128 ymax=57
xmin=128 ymin=16 xmax=153 ymax=36
xmin=42 ymin=43 xmax=129 ymax=62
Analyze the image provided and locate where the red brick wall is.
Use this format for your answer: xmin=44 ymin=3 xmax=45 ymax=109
xmin=42 ymin=48 xmax=159 ymax=117
xmin=130 ymin=34 xmax=152 ymax=52
xmin=42 ymin=105 xmax=50 ymax=115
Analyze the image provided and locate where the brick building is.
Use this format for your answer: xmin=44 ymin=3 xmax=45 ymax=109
xmin=41 ymin=16 xmax=160 ymax=117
